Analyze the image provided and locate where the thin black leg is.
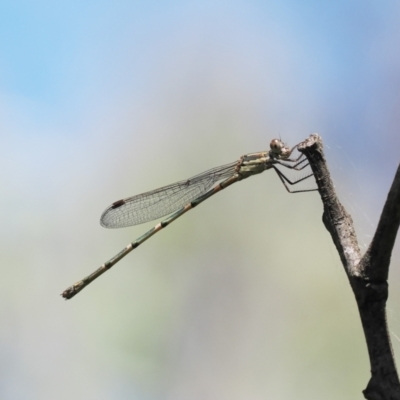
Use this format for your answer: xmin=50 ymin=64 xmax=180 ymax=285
xmin=272 ymin=166 xmax=317 ymax=194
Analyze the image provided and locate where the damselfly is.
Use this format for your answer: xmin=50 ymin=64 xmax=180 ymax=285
xmin=62 ymin=139 xmax=315 ymax=299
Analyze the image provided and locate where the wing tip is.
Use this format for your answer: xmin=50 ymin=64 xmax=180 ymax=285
xmin=99 ymin=199 xmax=125 ymax=228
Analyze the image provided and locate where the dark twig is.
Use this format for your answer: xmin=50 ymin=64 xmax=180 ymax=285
xmin=298 ymin=134 xmax=400 ymax=400
xmin=358 ymin=164 xmax=400 ymax=281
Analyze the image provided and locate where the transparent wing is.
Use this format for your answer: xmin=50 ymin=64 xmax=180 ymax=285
xmin=100 ymin=161 xmax=238 ymax=228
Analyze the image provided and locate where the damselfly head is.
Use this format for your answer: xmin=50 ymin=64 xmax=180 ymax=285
xmin=270 ymin=139 xmax=290 ymax=157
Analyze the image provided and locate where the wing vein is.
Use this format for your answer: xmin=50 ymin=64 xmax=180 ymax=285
xmin=100 ymin=161 xmax=237 ymax=228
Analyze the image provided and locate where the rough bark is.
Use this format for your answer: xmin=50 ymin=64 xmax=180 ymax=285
xmin=298 ymin=134 xmax=400 ymax=400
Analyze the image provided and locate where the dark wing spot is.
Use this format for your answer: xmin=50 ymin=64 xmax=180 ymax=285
xmin=111 ymin=199 xmax=125 ymax=209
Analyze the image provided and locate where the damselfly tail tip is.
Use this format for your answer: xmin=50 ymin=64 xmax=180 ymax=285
xmin=61 ymin=283 xmax=81 ymax=300
xmin=61 ymin=287 xmax=74 ymax=300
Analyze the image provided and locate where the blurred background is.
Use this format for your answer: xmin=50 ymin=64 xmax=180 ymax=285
xmin=1 ymin=1 xmax=399 ymax=399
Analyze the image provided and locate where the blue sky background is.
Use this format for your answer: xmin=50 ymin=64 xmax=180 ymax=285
xmin=1 ymin=1 xmax=400 ymax=399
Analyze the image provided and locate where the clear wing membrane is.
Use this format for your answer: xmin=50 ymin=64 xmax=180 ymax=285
xmin=100 ymin=162 xmax=238 ymax=228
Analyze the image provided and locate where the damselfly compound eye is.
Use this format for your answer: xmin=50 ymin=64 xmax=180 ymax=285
xmin=270 ymin=139 xmax=283 ymax=154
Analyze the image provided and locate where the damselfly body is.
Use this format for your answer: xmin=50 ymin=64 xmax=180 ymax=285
xmin=62 ymin=139 xmax=315 ymax=299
